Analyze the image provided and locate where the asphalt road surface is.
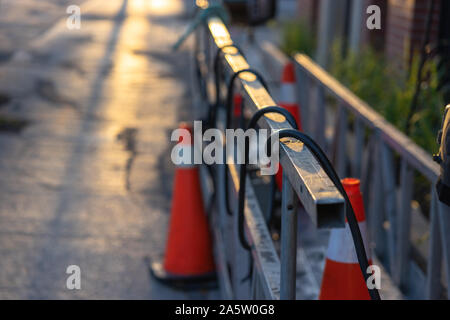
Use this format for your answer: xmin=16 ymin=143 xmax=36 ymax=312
xmin=0 ymin=0 xmax=217 ymax=299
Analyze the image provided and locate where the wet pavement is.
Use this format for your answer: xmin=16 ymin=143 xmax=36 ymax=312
xmin=0 ymin=0 xmax=218 ymax=299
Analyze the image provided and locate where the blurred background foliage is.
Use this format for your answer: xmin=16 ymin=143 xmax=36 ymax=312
xmin=330 ymin=42 xmax=444 ymax=154
xmin=281 ymin=20 xmax=316 ymax=58
xmin=280 ymin=20 xmax=445 ymax=154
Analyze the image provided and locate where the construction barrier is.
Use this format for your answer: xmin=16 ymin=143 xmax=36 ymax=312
xmin=161 ymin=2 xmax=450 ymax=300
xmin=192 ymin=17 xmax=346 ymax=300
xmin=166 ymin=2 xmax=382 ymax=300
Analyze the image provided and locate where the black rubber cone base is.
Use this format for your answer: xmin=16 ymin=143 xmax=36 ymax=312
xmin=148 ymin=259 xmax=218 ymax=291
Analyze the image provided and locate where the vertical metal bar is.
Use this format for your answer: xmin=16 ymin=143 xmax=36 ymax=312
xmin=315 ymin=85 xmax=326 ymax=150
xmin=231 ymin=169 xmax=251 ymax=299
xmin=394 ymin=159 xmax=414 ymax=288
xmin=250 ymin=263 xmax=258 ymax=299
xmin=425 ymin=189 xmax=443 ymax=299
xmin=317 ymin=0 xmax=338 ymax=68
xmin=368 ymin=134 xmax=386 ymax=259
xmin=380 ymin=142 xmax=397 ymax=273
xmin=297 ymin=69 xmax=310 ymax=134
xmin=438 ymin=201 xmax=450 ymax=298
xmin=335 ymin=103 xmax=348 ymax=177
xmin=353 ymin=118 xmax=364 ymax=178
xmin=280 ymin=173 xmax=298 ymax=300
xmin=330 ymin=106 xmax=340 ymax=164
xmin=361 ymin=132 xmax=375 ymax=204
xmin=204 ymin=24 xmax=211 ymax=71
xmin=349 ymin=0 xmax=364 ymax=52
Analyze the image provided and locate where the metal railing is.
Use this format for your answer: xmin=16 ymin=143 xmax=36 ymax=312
xmin=192 ymin=16 xmax=348 ymax=299
xmin=188 ymin=1 xmax=450 ymax=299
xmin=273 ymin=49 xmax=450 ymax=299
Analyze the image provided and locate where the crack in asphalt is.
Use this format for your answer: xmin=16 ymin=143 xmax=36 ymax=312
xmin=117 ymin=127 xmax=138 ymax=191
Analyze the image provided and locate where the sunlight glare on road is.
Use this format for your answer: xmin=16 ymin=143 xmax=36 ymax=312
xmin=105 ymin=15 xmax=150 ymax=126
xmin=148 ymin=0 xmax=184 ymax=15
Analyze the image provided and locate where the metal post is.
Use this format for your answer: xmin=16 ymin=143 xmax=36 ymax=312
xmin=335 ymin=103 xmax=348 ymax=177
xmin=425 ymin=189 xmax=443 ymax=299
xmin=349 ymin=0 xmax=364 ymax=53
xmin=438 ymin=201 xmax=450 ymax=298
xmin=368 ymin=134 xmax=386 ymax=259
xmin=316 ymin=0 xmax=339 ymax=68
xmin=280 ymin=173 xmax=298 ymax=300
xmin=394 ymin=160 xmax=413 ymax=287
xmin=353 ymin=118 xmax=364 ymax=178
xmin=297 ymin=69 xmax=310 ymax=134
xmin=315 ymin=85 xmax=326 ymax=149
xmin=380 ymin=142 xmax=397 ymax=273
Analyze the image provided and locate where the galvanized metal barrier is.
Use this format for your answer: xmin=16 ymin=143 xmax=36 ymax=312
xmin=287 ymin=51 xmax=450 ymax=299
xmin=192 ymin=16 xmax=346 ymax=299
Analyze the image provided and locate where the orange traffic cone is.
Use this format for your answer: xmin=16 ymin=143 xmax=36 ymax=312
xmin=279 ymin=62 xmax=302 ymax=131
xmin=319 ymin=178 xmax=371 ymax=300
xmin=149 ymin=122 xmax=216 ymax=289
xmin=276 ymin=62 xmax=303 ymax=189
xmin=232 ymin=93 xmax=243 ymax=129
xmin=233 ymin=93 xmax=243 ymax=118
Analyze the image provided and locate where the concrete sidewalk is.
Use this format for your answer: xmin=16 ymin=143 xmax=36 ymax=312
xmin=0 ymin=0 xmax=217 ymax=299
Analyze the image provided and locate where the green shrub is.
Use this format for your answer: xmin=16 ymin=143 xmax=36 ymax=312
xmin=280 ymin=20 xmax=444 ymax=152
xmin=329 ymin=42 xmax=444 ymax=153
xmin=280 ymin=20 xmax=315 ymax=57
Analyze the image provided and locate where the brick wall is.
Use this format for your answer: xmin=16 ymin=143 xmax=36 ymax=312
xmin=296 ymin=0 xmax=442 ymax=65
xmin=385 ymin=0 xmax=440 ymax=64
xmin=410 ymin=0 xmax=440 ymax=54
xmin=297 ymin=0 xmax=320 ymax=30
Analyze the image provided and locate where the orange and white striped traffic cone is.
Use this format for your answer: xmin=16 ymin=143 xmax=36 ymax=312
xmin=275 ymin=62 xmax=303 ymax=189
xmin=149 ymin=122 xmax=216 ymax=289
xmin=279 ymin=62 xmax=302 ymax=131
xmin=319 ymin=178 xmax=371 ymax=300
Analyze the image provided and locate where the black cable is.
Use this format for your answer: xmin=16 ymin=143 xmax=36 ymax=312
xmin=265 ymin=129 xmax=381 ymax=301
xmin=203 ymin=44 xmax=246 ymax=217
xmin=237 ymin=107 xmax=299 ymax=250
xmin=223 ymin=68 xmax=269 ymax=216
xmin=237 ymin=107 xmax=298 ymax=284
xmin=225 ymin=69 xmax=269 ymax=131
xmin=193 ymin=31 xmax=210 ymax=105
xmin=210 ymin=44 xmax=246 ymax=127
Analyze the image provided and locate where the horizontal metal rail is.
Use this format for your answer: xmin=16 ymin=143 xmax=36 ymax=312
xmin=206 ymin=18 xmax=345 ymax=228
